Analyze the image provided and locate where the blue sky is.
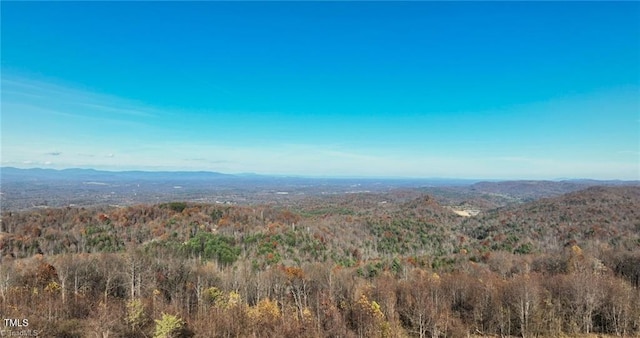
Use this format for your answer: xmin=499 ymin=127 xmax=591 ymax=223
xmin=1 ymin=2 xmax=639 ymax=179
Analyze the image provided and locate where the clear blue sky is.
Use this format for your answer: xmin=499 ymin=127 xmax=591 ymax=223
xmin=2 ymin=2 xmax=639 ymax=179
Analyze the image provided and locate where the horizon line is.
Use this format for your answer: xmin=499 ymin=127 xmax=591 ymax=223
xmin=2 ymin=166 xmax=638 ymax=183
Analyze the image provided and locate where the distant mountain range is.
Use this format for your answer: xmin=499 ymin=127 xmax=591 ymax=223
xmin=2 ymin=167 xmax=637 ymax=185
xmin=1 ymin=167 xmax=638 ymax=212
xmin=0 ymin=167 xmax=233 ymax=182
xmin=468 ymin=179 xmax=639 ymax=200
xmin=0 ymin=167 xmax=490 ymax=188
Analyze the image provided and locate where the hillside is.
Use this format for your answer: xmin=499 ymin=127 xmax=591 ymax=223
xmin=459 ymin=186 xmax=640 ymax=255
xmin=0 ymin=187 xmax=639 ymax=337
xmin=469 ymin=180 xmax=639 ymax=201
xmin=2 ymin=186 xmax=638 ymax=273
xmin=0 ymin=192 xmax=462 ymax=268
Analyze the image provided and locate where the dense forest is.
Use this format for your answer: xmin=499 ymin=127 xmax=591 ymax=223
xmin=1 ymin=186 xmax=639 ymax=337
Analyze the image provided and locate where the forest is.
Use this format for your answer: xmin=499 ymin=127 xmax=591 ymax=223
xmin=0 ymin=186 xmax=639 ymax=337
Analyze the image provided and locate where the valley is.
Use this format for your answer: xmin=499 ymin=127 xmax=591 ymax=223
xmin=1 ymin=168 xmax=638 ymax=337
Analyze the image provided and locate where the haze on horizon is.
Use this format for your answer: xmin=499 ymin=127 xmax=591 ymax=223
xmin=1 ymin=2 xmax=639 ymax=180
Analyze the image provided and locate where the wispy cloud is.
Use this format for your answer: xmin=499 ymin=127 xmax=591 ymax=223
xmin=1 ymin=74 xmax=181 ymax=163
xmin=2 ymin=73 xmax=637 ymax=180
xmin=12 ymin=160 xmax=53 ymax=166
xmin=1 ymin=75 xmax=165 ymax=130
xmin=75 ymin=102 xmax=156 ymax=118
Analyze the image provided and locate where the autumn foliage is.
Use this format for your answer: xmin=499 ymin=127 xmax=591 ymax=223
xmin=0 ymin=186 xmax=639 ymax=337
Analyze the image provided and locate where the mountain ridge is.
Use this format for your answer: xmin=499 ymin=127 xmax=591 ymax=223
xmin=3 ymin=166 xmax=638 ymax=183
